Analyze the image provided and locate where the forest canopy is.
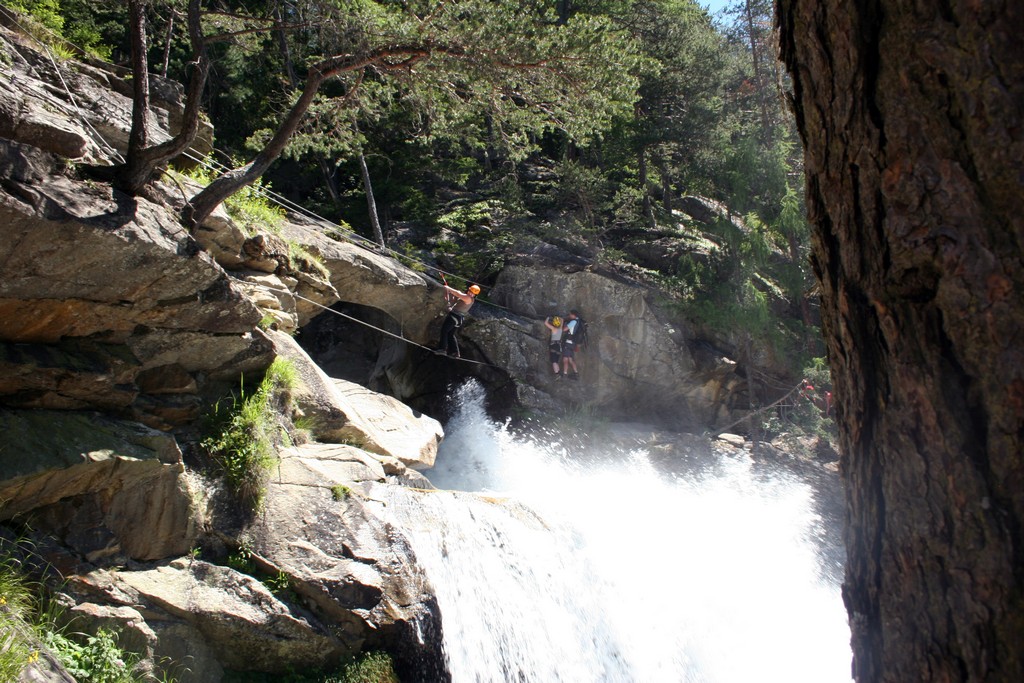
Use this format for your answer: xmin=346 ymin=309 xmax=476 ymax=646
xmin=4 ymin=0 xmax=818 ymax=382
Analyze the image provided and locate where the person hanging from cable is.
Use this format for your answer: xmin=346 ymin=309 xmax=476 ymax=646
xmin=434 ymin=275 xmax=480 ymax=358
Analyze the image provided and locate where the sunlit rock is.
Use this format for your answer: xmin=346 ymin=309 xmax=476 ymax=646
xmin=0 ymin=409 xmax=197 ymax=561
xmin=249 ymin=442 xmax=445 ymax=674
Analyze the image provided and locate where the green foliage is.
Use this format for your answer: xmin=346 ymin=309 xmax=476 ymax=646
xmin=764 ymin=357 xmax=837 ymax=447
xmin=45 ymin=628 xmax=141 ymax=683
xmin=435 ymin=200 xmax=503 ymax=236
xmin=172 ymin=163 xmax=285 ymax=235
xmin=332 ymin=651 xmax=399 ymax=683
xmin=330 ymin=484 xmax=351 ymax=502
xmin=394 ymin=242 xmax=429 ymax=273
xmin=264 ymin=571 xmax=291 ymax=596
xmin=202 ymin=358 xmax=298 ymax=510
xmin=287 ymin=241 xmax=330 ymax=279
xmin=801 ymin=356 xmax=830 ymax=387
xmin=222 ymin=650 xmax=398 ymax=683
xmin=56 ymin=0 xmax=118 ymax=60
xmin=1 ymin=546 xmax=152 ymax=683
xmin=554 ymin=160 xmax=611 ymax=230
xmin=597 ymin=247 xmax=630 ymax=265
xmin=397 ymin=187 xmax=435 ymax=224
xmin=224 ymin=539 xmax=295 ymax=599
xmin=225 ymin=539 xmax=257 ymax=575
xmin=5 ymin=0 xmax=116 ymax=59
xmin=5 ymin=0 xmax=64 ymax=35
xmin=0 ymin=553 xmax=36 ymax=681
xmin=224 ymin=177 xmax=287 ymax=234
xmin=258 ymin=313 xmax=278 ymax=330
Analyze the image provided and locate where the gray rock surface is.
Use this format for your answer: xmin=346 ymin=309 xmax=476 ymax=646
xmin=267 ymin=329 xmax=443 ymax=468
xmin=0 ymin=409 xmax=198 ymax=561
xmin=0 ymin=22 xmax=212 ymax=166
xmin=249 ymin=441 xmax=445 ymax=674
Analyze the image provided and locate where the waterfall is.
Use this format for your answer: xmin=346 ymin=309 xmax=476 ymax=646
xmin=387 ymin=380 xmax=852 ymax=682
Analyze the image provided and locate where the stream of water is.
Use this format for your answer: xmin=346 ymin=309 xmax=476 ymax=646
xmin=388 ymin=381 xmax=852 ymax=682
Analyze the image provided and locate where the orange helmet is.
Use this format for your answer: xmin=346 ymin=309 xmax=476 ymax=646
xmin=468 ymin=284 xmax=481 ymax=295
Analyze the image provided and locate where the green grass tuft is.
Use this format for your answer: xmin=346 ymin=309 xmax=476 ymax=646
xmin=1 ymin=545 xmax=154 ymax=682
xmin=202 ymin=358 xmax=298 ymax=510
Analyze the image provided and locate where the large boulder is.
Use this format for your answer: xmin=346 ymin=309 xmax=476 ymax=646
xmin=478 ymin=265 xmax=721 ymax=428
xmin=249 ymin=442 xmax=446 ymax=678
xmin=279 ymin=218 xmax=444 ymax=340
xmin=60 ymin=559 xmax=347 ymax=682
xmin=0 ymin=139 xmax=272 ymax=424
xmin=118 ymin=560 xmax=346 ymax=673
xmin=267 ymin=329 xmax=443 ymax=469
xmin=0 ymin=409 xmax=198 ymax=561
xmin=0 ymin=21 xmax=212 ymax=166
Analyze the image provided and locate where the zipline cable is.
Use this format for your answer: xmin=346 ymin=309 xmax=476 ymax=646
xmin=709 ymin=380 xmax=811 ymax=437
xmin=174 ymin=147 xmax=520 ymax=315
xmin=293 ymin=293 xmax=501 ymax=369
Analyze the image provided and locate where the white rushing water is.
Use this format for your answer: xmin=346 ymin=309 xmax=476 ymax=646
xmin=389 ymin=381 xmax=852 ymax=682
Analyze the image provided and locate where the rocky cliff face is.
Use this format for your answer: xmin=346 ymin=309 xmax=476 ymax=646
xmin=477 ymin=264 xmax=748 ymax=429
xmin=0 ymin=20 xmax=788 ymax=681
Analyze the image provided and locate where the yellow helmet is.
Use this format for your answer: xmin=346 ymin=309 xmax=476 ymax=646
xmin=551 ymin=316 xmax=562 ymax=327
xmin=468 ymin=284 xmax=481 ymax=295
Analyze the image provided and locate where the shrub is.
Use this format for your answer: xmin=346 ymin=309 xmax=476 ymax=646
xmin=0 ymin=553 xmax=36 ymax=681
xmin=45 ymin=628 xmax=141 ymax=683
xmin=222 ymin=650 xmax=399 ymax=683
xmin=202 ymin=358 xmax=298 ymax=510
xmin=1 ymin=547 xmax=150 ymax=682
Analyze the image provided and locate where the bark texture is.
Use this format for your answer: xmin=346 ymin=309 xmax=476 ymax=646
xmin=777 ymin=1 xmax=1024 ymax=681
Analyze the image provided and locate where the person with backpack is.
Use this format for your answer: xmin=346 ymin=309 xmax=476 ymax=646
xmin=544 ymin=315 xmax=565 ymax=376
xmin=435 ymin=282 xmax=480 ymax=358
xmin=561 ymin=309 xmax=584 ymax=380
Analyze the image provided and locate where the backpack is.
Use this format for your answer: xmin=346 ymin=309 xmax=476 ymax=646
xmin=567 ymin=317 xmax=589 ymax=352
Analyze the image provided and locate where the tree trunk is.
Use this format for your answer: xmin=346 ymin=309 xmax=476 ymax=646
xmin=638 ymin=146 xmax=656 ymax=229
xmin=160 ymin=9 xmax=174 ymax=78
xmin=655 ymin=155 xmax=672 ymax=214
xmin=318 ymin=157 xmax=342 ymax=208
xmin=778 ymin=1 xmax=1024 ymax=681
xmin=743 ymin=335 xmax=760 ymax=457
xmin=120 ymin=0 xmax=208 ymax=195
xmin=359 ymin=151 xmax=384 ymax=247
xmin=274 ymin=6 xmax=298 ymax=88
xmin=126 ymin=0 xmax=151 ymax=165
xmin=557 ymin=0 xmax=571 ymax=26
xmin=185 ymin=69 xmax=325 ymax=228
xmin=743 ymin=0 xmax=771 ymax=141
xmin=183 ymin=44 xmax=431 ymax=229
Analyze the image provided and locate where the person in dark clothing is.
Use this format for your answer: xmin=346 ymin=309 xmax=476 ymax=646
xmin=436 ymin=283 xmax=479 ymax=358
xmin=561 ymin=309 xmax=581 ymax=379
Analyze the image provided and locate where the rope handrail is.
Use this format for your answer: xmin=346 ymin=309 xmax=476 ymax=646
xmin=709 ymin=379 xmax=809 ymax=438
xmin=175 ymin=148 xmax=520 ymax=315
